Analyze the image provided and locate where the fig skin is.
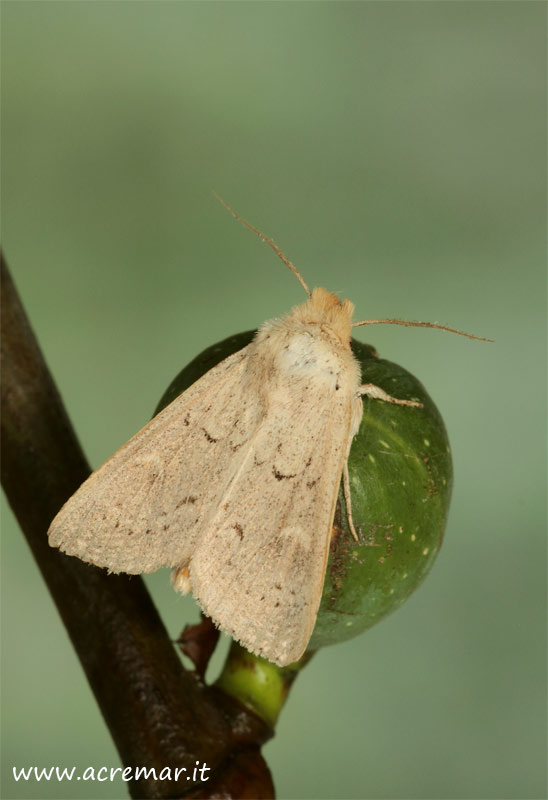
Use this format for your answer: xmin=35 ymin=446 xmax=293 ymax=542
xmin=155 ymin=332 xmax=453 ymax=655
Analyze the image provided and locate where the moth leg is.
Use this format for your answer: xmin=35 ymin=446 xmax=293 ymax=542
xmin=172 ymin=563 xmax=192 ymax=595
xmin=343 ymin=459 xmax=359 ymax=542
xmin=358 ymin=383 xmax=423 ymax=408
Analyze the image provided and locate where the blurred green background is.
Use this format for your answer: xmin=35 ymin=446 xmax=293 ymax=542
xmin=1 ymin=2 xmax=546 ymax=799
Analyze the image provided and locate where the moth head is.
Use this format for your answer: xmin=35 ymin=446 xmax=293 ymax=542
xmin=292 ymin=287 xmax=355 ymax=346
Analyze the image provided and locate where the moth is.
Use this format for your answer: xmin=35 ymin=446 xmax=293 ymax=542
xmin=48 ymin=196 xmax=489 ymax=666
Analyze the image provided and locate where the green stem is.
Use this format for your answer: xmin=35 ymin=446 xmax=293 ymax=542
xmin=216 ymin=642 xmax=314 ymax=728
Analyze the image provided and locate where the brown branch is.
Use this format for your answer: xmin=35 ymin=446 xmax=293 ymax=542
xmin=0 ymin=253 xmax=274 ymax=799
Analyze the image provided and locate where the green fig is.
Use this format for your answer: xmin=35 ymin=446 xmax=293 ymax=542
xmin=156 ymin=332 xmax=452 ymax=657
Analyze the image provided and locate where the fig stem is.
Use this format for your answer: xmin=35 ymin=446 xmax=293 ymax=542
xmin=216 ymin=642 xmax=314 ymax=727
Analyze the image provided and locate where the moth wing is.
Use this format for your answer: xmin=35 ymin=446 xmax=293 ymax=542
xmin=188 ymin=384 xmax=356 ymax=666
xmin=48 ymin=347 xmax=265 ymax=573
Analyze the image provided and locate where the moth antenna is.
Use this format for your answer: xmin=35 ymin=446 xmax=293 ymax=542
xmin=352 ymin=318 xmax=494 ymax=342
xmin=213 ymin=190 xmax=311 ymax=297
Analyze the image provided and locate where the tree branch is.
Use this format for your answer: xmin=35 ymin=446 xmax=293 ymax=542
xmin=0 ymin=253 xmax=274 ymax=799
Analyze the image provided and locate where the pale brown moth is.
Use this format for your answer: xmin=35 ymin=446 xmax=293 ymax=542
xmin=48 ymin=196 xmax=490 ymax=666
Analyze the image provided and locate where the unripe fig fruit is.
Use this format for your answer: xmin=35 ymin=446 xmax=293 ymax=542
xmin=156 ymin=332 xmax=452 ymax=656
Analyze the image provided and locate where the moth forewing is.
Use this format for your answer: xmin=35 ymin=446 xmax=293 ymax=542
xmin=185 ymin=303 xmax=363 ymax=665
xmin=47 ymin=348 xmax=263 ymax=574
